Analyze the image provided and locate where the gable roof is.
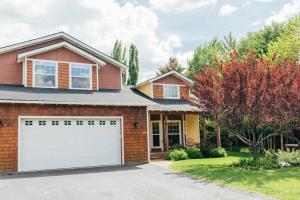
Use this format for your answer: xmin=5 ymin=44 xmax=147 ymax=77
xmin=136 ymin=70 xmax=194 ymax=87
xmin=17 ymin=42 xmax=106 ymax=65
xmin=0 ymin=32 xmax=127 ymax=70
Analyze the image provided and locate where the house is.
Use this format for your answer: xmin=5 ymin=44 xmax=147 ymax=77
xmin=0 ymin=32 xmax=203 ymax=173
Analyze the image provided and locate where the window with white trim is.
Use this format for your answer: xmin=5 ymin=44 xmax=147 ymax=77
xmin=163 ymin=85 xmax=180 ymax=99
xmin=34 ymin=61 xmax=57 ymax=88
xmin=70 ymin=64 xmax=91 ymax=89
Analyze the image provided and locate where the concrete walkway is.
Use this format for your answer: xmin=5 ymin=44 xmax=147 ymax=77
xmin=0 ymin=162 xmax=274 ymax=200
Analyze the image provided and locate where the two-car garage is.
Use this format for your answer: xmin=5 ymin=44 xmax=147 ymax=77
xmin=18 ymin=117 xmax=123 ymax=172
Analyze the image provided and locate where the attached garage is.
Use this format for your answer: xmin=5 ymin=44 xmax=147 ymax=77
xmin=18 ymin=117 xmax=123 ymax=172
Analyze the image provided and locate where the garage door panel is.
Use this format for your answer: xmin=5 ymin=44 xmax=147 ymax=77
xmin=19 ymin=117 xmax=122 ymax=172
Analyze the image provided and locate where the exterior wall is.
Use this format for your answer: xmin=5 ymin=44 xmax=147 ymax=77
xmin=137 ymin=82 xmax=153 ymax=98
xmin=0 ymin=38 xmax=64 ymax=85
xmin=29 ymin=47 xmax=95 ymax=64
xmin=99 ymin=63 xmax=121 ymax=90
xmin=27 ymin=60 xmax=98 ymax=90
xmin=186 ymin=114 xmax=200 ymax=145
xmin=58 ymin=63 xmax=69 ymax=89
xmin=0 ymin=104 xmax=148 ymax=172
xmin=152 ymin=74 xmax=190 ymax=100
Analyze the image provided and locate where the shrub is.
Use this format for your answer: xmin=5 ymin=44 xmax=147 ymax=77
xmin=166 ymin=149 xmax=188 ymax=161
xmin=210 ymin=148 xmax=228 ymax=157
xmin=199 ymin=143 xmax=214 ymax=158
xmin=276 ymin=150 xmax=300 ymax=166
xmin=231 ymin=157 xmax=279 ymax=170
xmin=186 ymin=147 xmax=203 ymax=159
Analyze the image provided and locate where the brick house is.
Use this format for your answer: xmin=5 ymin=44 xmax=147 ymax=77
xmin=0 ymin=32 xmax=203 ymax=172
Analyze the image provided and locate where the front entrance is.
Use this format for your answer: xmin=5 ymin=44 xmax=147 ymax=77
xmin=167 ymin=121 xmax=181 ymax=147
xmin=150 ymin=121 xmax=162 ymax=149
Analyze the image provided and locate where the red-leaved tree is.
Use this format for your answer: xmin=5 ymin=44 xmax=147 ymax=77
xmin=193 ymin=52 xmax=300 ymax=159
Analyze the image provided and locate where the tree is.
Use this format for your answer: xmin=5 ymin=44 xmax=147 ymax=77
xmin=238 ymin=22 xmax=284 ymax=57
xmin=127 ymin=44 xmax=139 ymax=85
xmin=266 ymin=15 xmax=300 ymax=64
xmin=223 ymin=32 xmax=237 ymax=52
xmin=111 ymin=40 xmax=127 ymax=84
xmin=156 ymin=57 xmax=185 ymax=75
xmin=187 ymin=38 xmax=226 ymax=78
xmin=193 ymin=52 xmax=300 ymax=159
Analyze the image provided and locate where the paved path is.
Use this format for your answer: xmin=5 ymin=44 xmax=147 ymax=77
xmin=0 ymin=162 xmax=274 ymax=200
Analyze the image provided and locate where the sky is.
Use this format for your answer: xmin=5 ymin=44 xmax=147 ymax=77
xmin=0 ymin=0 xmax=299 ymax=82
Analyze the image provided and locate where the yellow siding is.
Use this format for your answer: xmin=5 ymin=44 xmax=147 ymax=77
xmin=186 ymin=114 xmax=200 ymax=145
xmin=136 ymin=83 xmax=153 ymax=98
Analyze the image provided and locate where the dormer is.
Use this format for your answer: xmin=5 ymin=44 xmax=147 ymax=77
xmin=0 ymin=32 xmax=127 ymax=90
xmin=135 ymin=70 xmax=194 ymax=100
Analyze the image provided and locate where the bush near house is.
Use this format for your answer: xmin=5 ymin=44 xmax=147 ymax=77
xmin=210 ymin=148 xmax=228 ymax=158
xmin=185 ymin=147 xmax=203 ymax=159
xmin=166 ymin=149 xmax=188 ymax=161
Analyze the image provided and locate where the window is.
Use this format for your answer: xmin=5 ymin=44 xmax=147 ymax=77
xmin=88 ymin=121 xmax=94 ymax=125
xmin=70 ymin=64 xmax=91 ymax=89
xmin=163 ymin=85 xmax=180 ymax=99
xmin=76 ymin=120 xmax=83 ymax=125
xmin=52 ymin=121 xmax=59 ymax=126
xmin=99 ymin=120 xmax=106 ymax=125
xmin=110 ymin=120 xmax=116 ymax=125
xmin=38 ymin=121 xmax=46 ymax=126
xmin=34 ymin=61 xmax=57 ymax=88
xmin=64 ymin=121 xmax=71 ymax=126
xmin=25 ymin=121 xmax=33 ymax=126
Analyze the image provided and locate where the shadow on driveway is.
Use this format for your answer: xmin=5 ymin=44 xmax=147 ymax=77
xmin=0 ymin=164 xmax=144 ymax=180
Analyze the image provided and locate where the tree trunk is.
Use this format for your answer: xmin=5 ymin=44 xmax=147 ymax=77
xmin=280 ymin=133 xmax=284 ymax=151
xmin=250 ymin=144 xmax=259 ymax=160
xmin=216 ymin=124 xmax=221 ymax=148
xmin=202 ymin=117 xmax=207 ymax=145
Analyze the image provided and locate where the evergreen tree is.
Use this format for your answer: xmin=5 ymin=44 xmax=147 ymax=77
xmin=127 ymin=44 xmax=139 ymax=85
xmin=111 ymin=40 xmax=127 ymax=84
xmin=156 ymin=57 xmax=185 ymax=75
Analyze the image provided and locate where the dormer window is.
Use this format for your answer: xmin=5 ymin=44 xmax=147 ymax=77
xmin=163 ymin=85 xmax=180 ymax=99
xmin=33 ymin=60 xmax=57 ymax=88
xmin=70 ymin=64 xmax=92 ymax=90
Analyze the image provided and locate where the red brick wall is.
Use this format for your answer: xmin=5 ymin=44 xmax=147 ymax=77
xmin=26 ymin=60 xmax=33 ymax=87
xmin=152 ymin=74 xmax=190 ymax=100
xmin=99 ymin=62 xmax=121 ymax=90
xmin=0 ymin=104 xmax=148 ymax=172
xmin=58 ymin=63 xmax=69 ymax=89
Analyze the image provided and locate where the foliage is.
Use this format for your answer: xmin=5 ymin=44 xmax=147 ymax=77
xmin=210 ymin=148 xmax=228 ymax=158
xmin=166 ymin=149 xmax=188 ymax=161
xmin=187 ymin=38 xmax=227 ymax=78
xmin=223 ymin=32 xmax=237 ymax=52
xmin=185 ymin=147 xmax=203 ymax=159
xmin=231 ymin=157 xmax=279 ymax=170
xmin=156 ymin=57 xmax=185 ymax=75
xmin=193 ymin=52 xmax=300 ymax=159
xmin=276 ymin=150 xmax=300 ymax=166
xmin=171 ymin=151 xmax=300 ymax=200
xmin=238 ymin=22 xmax=284 ymax=57
xmin=127 ymin=44 xmax=139 ymax=85
xmin=199 ymin=143 xmax=215 ymax=158
xmin=111 ymin=40 xmax=127 ymax=84
xmin=266 ymin=15 xmax=300 ymax=64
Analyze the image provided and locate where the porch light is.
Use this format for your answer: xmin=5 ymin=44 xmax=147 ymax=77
xmin=0 ymin=119 xmax=3 ymax=128
xmin=134 ymin=122 xmax=139 ymax=129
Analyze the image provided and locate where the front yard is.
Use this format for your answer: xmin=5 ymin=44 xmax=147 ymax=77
xmin=170 ymin=152 xmax=300 ymax=200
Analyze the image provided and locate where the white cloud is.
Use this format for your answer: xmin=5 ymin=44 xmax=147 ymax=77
xmin=176 ymin=51 xmax=194 ymax=68
xmin=255 ymin=0 xmax=273 ymax=2
xmin=149 ymin=0 xmax=217 ymax=12
xmin=265 ymin=0 xmax=300 ymax=25
xmin=219 ymin=4 xmax=238 ymax=16
xmin=0 ymin=0 xmax=192 ymax=82
xmin=251 ymin=20 xmax=262 ymax=26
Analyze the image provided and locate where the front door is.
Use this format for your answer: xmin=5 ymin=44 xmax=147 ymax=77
xmin=167 ymin=121 xmax=181 ymax=147
xmin=151 ymin=121 xmax=162 ymax=149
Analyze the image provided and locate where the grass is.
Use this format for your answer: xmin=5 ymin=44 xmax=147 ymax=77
xmin=170 ymin=151 xmax=300 ymax=200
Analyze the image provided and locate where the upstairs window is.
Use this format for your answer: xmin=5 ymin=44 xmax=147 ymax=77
xmin=70 ymin=64 xmax=91 ymax=90
xmin=33 ymin=61 xmax=57 ymax=88
xmin=163 ymin=85 xmax=180 ymax=99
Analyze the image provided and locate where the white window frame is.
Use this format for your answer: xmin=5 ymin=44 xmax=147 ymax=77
xmin=69 ymin=63 xmax=92 ymax=90
xmin=32 ymin=60 xmax=58 ymax=88
xmin=163 ymin=84 xmax=180 ymax=99
xmin=167 ymin=120 xmax=182 ymax=146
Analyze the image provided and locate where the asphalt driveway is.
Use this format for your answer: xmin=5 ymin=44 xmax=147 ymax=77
xmin=0 ymin=162 xmax=273 ymax=200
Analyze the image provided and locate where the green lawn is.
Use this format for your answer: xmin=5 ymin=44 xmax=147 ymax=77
xmin=170 ymin=152 xmax=300 ymax=200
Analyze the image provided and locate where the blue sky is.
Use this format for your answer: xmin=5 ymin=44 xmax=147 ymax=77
xmin=0 ymin=0 xmax=298 ymax=81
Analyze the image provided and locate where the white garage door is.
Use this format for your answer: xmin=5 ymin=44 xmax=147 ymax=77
xmin=19 ymin=117 xmax=122 ymax=172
